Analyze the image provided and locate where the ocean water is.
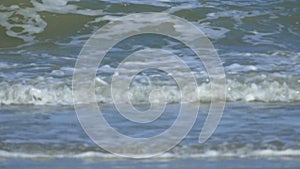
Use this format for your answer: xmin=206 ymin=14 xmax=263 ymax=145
xmin=0 ymin=0 xmax=299 ymax=168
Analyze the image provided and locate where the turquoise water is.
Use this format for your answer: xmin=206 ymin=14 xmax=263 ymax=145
xmin=0 ymin=0 xmax=299 ymax=168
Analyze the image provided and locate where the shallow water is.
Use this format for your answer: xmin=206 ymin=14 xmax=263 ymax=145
xmin=0 ymin=103 xmax=299 ymax=160
xmin=0 ymin=0 xmax=299 ymax=168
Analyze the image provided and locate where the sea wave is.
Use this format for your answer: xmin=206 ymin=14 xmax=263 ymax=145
xmin=0 ymin=149 xmax=299 ymax=159
xmin=0 ymin=77 xmax=299 ymax=105
xmin=0 ymin=0 xmax=298 ymax=48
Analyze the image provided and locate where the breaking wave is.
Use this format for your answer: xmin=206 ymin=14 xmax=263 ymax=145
xmin=0 ymin=77 xmax=299 ymax=105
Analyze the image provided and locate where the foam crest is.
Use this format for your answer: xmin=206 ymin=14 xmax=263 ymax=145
xmin=0 ymin=82 xmax=73 ymax=105
xmin=227 ymin=79 xmax=300 ymax=102
xmin=0 ymin=149 xmax=299 ymax=159
xmin=0 ymin=77 xmax=299 ymax=105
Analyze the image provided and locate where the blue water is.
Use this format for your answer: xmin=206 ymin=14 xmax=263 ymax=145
xmin=0 ymin=0 xmax=299 ymax=168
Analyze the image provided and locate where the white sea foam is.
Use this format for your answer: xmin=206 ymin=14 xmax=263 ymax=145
xmin=0 ymin=0 xmax=104 ymax=41
xmin=0 ymin=149 xmax=299 ymax=159
xmin=31 ymin=0 xmax=104 ymax=16
xmin=0 ymin=77 xmax=299 ymax=105
xmin=0 ymin=82 xmax=73 ymax=105
xmin=0 ymin=5 xmax=47 ymax=41
xmin=226 ymin=63 xmax=258 ymax=72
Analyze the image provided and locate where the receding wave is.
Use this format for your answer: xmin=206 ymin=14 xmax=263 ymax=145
xmin=0 ymin=0 xmax=299 ymax=49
